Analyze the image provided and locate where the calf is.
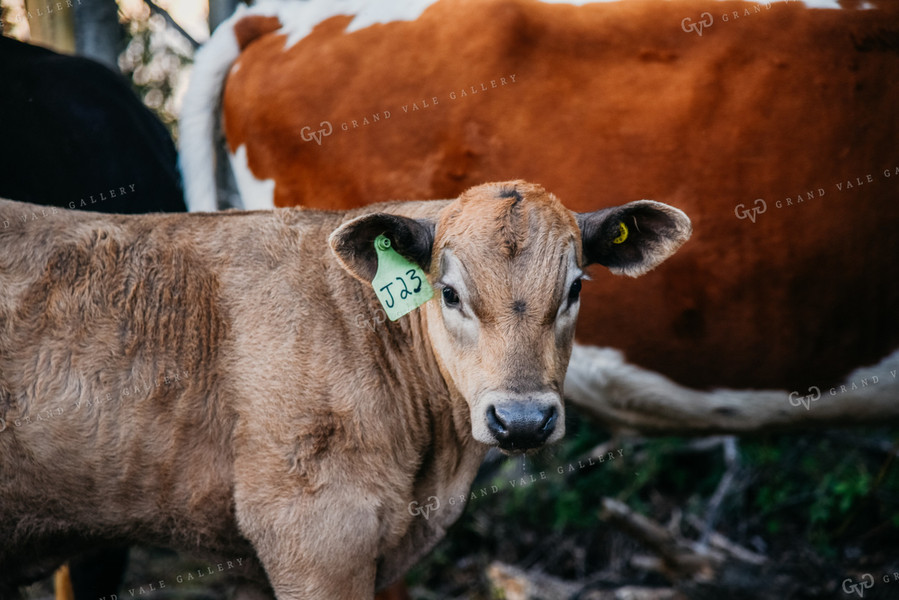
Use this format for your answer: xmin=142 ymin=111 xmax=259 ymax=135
xmin=0 ymin=181 xmax=690 ymax=598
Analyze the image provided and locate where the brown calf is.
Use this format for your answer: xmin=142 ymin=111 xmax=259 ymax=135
xmin=0 ymin=181 xmax=690 ymax=598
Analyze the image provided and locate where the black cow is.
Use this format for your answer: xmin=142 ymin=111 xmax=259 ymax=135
xmin=0 ymin=35 xmax=185 ymax=213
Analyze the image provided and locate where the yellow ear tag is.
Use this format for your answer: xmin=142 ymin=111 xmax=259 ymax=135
xmin=612 ymin=221 xmax=629 ymax=244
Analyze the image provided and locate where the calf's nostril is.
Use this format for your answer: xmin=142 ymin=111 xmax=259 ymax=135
xmin=486 ymin=405 xmax=509 ymax=436
xmin=540 ymin=406 xmax=557 ymax=433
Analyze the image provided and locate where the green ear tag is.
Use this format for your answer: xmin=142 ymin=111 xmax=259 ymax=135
xmin=371 ymin=234 xmax=434 ymax=321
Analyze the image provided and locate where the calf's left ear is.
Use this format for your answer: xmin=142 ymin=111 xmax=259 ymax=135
xmin=329 ymin=213 xmax=436 ymax=283
xmin=576 ymin=200 xmax=692 ymax=277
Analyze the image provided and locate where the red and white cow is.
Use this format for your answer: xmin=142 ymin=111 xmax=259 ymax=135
xmin=180 ymin=0 xmax=899 ymax=407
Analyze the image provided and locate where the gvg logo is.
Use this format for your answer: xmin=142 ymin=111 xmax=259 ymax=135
xmin=407 ymin=496 xmax=440 ymax=520
xmin=843 ymin=574 xmax=875 ymax=598
xmin=789 ymin=385 xmax=821 ymax=411
xmin=734 ymin=198 xmax=767 ymax=223
xmin=681 ymin=12 xmax=713 ymax=36
xmin=300 ymin=121 xmax=333 ymax=145
xmin=355 ymin=308 xmax=387 ymax=331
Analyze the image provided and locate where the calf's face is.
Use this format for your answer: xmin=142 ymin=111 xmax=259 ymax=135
xmin=331 ymin=181 xmax=691 ymax=453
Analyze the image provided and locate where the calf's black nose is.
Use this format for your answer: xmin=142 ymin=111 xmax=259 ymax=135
xmin=486 ymin=403 xmax=557 ymax=450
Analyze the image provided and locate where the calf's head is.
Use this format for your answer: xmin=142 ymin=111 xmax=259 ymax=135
xmin=330 ymin=181 xmax=690 ymax=452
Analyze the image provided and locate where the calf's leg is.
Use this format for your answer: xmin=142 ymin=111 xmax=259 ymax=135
xmin=237 ymin=492 xmax=380 ymax=599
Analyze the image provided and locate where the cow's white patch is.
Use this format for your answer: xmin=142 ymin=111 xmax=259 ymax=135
xmin=229 ymin=145 xmax=276 ymax=211
xmin=179 ymin=4 xmax=246 ymax=212
xmin=789 ymin=0 xmax=844 ymax=7
xmin=254 ymin=0 xmax=845 ymax=49
xmin=255 ymin=0 xmax=844 ymax=45
xmin=241 ymin=0 xmax=438 ymax=49
xmin=540 ymin=0 xmax=843 ymax=6
xmin=245 ymin=0 xmax=846 ymax=54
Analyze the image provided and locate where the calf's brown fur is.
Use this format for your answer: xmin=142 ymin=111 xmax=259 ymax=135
xmin=0 ymin=181 xmax=690 ymax=599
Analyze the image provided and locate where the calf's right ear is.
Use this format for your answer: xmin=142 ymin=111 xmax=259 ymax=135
xmin=329 ymin=213 xmax=436 ymax=283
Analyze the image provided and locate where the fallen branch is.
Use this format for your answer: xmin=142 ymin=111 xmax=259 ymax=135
xmin=486 ymin=562 xmax=683 ymax=600
xmin=598 ymin=497 xmax=791 ymax=599
xmin=684 ymin=515 xmax=766 ymax=566
xmin=486 ymin=562 xmax=581 ymax=600
xmin=565 ymin=345 xmax=899 ymax=435
xmin=696 ymin=437 xmax=740 ymax=548
xmin=578 ymin=587 xmax=683 ymax=600
xmin=599 ymin=499 xmax=720 ymax=581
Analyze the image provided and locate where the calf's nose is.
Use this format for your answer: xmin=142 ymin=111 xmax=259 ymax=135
xmin=486 ymin=402 xmax=557 ymax=450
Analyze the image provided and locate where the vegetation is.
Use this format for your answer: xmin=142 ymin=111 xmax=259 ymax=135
xmin=117 ymin=5 xmax=195 ymax=140
xmin=407 ymin=408 xmax=899 ymax=598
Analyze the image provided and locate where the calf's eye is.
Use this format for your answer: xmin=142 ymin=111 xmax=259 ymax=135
xmin=442 ymin=286 xmax=460 ymax=308
xmin=567 ymin=278 xmax=582 ymax=306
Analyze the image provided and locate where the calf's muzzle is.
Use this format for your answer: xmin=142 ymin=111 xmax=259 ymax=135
xmin=484 ymin=393 xmax=560 ymax=451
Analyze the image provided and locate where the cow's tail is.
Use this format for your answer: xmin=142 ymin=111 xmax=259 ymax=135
xmin=178 ymin=5 xmax=281 ymax=212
